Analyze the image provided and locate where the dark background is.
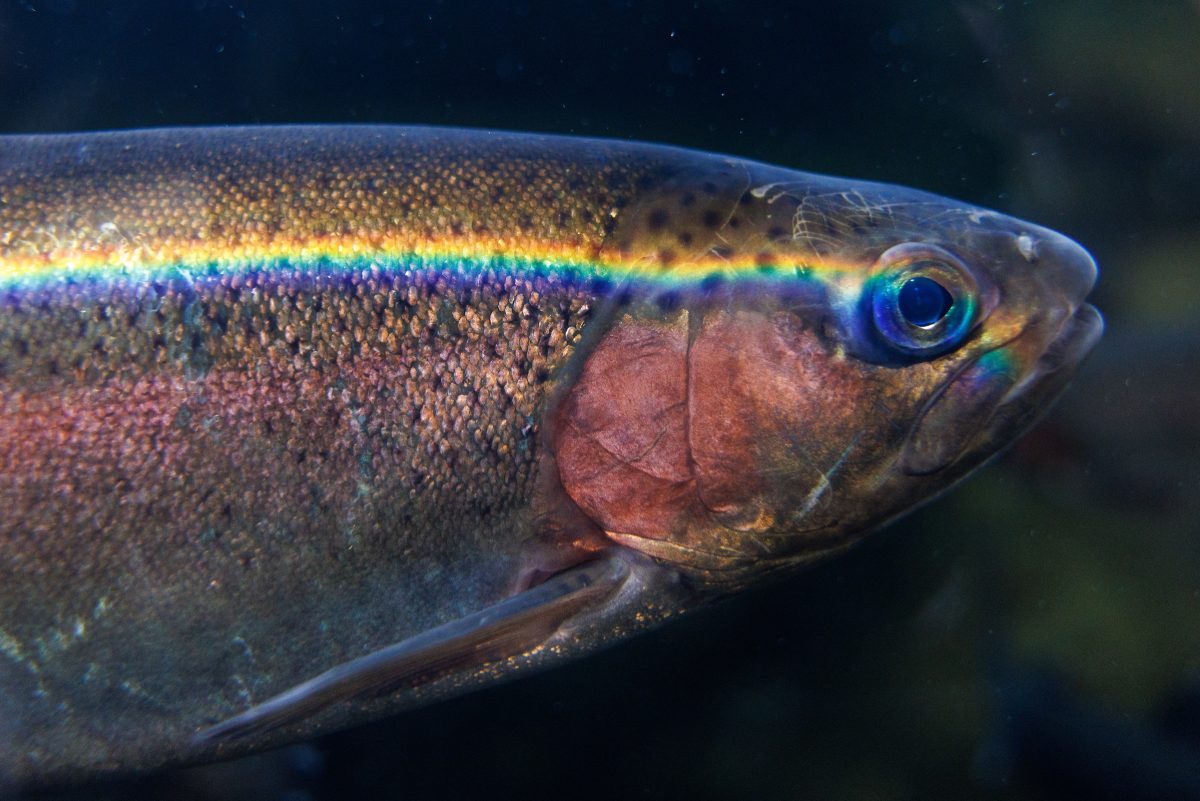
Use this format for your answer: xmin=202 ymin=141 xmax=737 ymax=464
xmin=4 ymin=1 xmax=1199 ymax=799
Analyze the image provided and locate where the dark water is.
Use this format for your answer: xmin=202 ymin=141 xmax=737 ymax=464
xmin=3 ymin=1 xmax=1199 ymax=799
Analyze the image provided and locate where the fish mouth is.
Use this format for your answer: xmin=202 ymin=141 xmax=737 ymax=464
xmin=901 ymin=302 xmax=1104 ymax=476
xmin=1003 ymin=302 xmax=1104 ymax=405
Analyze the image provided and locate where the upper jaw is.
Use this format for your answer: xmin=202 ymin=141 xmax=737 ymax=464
xmin=897 ymin=232 xmax=1103 ymax=479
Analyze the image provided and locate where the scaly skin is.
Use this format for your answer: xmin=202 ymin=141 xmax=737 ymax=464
xmin=0 ymin=126 xmax=1100 ymax=784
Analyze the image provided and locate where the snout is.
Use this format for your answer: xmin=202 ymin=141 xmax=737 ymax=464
xmin=1027 ymin=229 xmax=1099 ymax=313
xmin=1005 ymin=228 xmax=1103 ymax=398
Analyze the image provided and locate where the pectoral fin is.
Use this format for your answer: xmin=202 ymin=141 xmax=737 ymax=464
xmin=194 ymin=556 xmax=629 ymax=744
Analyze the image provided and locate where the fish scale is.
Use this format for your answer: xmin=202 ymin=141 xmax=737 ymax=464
xmin=0 ymin=128 xmax=638 ymax=780
xmin=0 ymin=125 xmax=1100 ymax=785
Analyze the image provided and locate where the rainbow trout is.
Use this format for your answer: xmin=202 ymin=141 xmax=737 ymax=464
xmin=0 ymin=126 xmax=1101 ymax=785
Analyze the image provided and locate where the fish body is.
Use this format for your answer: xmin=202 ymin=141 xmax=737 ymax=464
xmin=0 ymin=126 xmax=1101 ymax=784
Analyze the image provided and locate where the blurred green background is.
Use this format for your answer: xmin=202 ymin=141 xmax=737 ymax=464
xmin=4 ymin=1 xmax=1198 ymax=799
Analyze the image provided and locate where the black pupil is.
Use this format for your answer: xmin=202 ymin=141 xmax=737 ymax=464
xmin=898 ymin=276 xmax=953 ymax=327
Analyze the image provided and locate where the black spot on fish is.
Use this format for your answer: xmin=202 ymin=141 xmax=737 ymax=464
xmin=658 ymin=248 xmax=677 ymax=266
xmin=680 ymin=191 xmax=696 ymax=207
xmin=767 ymin=225 xmax=787 ymax=239
xmin=656 ymin=291 xmax=682 ymax=312
xmin=677 ymin=231 xmax=694 ymax=246
xmin=711 ymin=245 xmax=735 ymax=260
xmin=728 ymin=216 xmax=741 ymax=229
xmin=702 ymin=209 xmax=722 ymax=229
xmin=700 ymin=274 xmax=725 ymax=293
xmin=702 ymin=181 xmax=719 ymax=195
xmin=647 ymin=209 xmax=669 ymax=231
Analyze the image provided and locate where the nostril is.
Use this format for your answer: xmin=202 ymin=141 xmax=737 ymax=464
xmin=1016 ymin=233 xmax=1038 ymax=262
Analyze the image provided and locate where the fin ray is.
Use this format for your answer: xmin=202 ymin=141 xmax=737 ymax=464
xmin=194 ymin=556 xmax=628 ymax=744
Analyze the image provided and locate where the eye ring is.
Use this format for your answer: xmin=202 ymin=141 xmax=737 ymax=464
xmin=869 ymin=243 xmax=979 ymax=357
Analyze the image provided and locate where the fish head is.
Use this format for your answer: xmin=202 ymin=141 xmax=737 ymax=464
xmin=550 ymin=162 xmax=1101 ymax=586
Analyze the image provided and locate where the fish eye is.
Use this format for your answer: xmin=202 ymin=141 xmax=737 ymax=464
xmin=869 ymin=243 xmax=978 ymax=357
xmin=898 ymin=276 xmax=953 ymax=327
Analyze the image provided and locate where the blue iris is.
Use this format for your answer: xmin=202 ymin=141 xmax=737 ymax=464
xmin=897 ymin=276 xmax=953 ymax=327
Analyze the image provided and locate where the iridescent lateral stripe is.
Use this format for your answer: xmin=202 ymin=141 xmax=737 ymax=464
xmin=0 ymin=238 xmax=847 ymax=293
xmin=974 ymin=347 xmax=1019 ymax=380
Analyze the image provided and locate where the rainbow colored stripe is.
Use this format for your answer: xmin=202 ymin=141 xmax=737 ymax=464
xmin=0 ymin=234 xmax=851 ymax=295
xmin=973 ymin=346 xmax=1019 ymax=380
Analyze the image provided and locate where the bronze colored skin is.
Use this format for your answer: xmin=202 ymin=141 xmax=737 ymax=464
xmin=0 ymin=127 xmax=1101 ymax=786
